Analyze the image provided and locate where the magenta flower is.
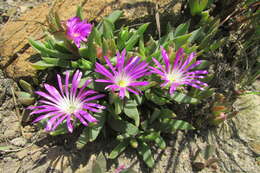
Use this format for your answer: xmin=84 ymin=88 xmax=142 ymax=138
xmin=29 ymin=70 xmax=105 ymax=133
xmin=149 ymin=47 xmax=208 ymax=94
xmin=66 ymin=17 xmax=92 ymax=48
xmin=115 ymin=165 xmax=126 ymax=173
xmin=95 ymin=49 xmax=149 ymax=99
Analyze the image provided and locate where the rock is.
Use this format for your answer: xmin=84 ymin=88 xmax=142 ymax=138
xmin=19 ymin=3 xmax=34 ymax=13
xmin=16 ymin=149 xmax=29 ymax=160
xmin=10 ymin=137 xmax=27 ymax=147
xmin=2 ymin=114 xmax=20 ymax=139
xmin=0 ymin=0 xmax=172 ymax=79
xmin=2 ymin=159 xmax=20 ymax=173
xmin=234 ymin=94 xmax=260 ymax=154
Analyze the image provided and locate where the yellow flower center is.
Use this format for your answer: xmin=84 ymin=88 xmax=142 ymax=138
xmin=117 ymin=80 xmax=128 ymax=87
xmin=73 ymin=33 xmax=80 ymax=37
xmin=166 ymin=70 xmax=183 ymax=84
xmin=167 ymin=74 xmax=175 ymax=83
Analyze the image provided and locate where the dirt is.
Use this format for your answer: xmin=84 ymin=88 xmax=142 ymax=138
xmin=0 ymin=0 xmax=260 ymax=173
xmin=0 ymin=0 xmax=177 ymax=79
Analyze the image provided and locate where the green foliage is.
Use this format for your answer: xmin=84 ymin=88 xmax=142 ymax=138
xmin=108 ymin=140 xmax=129 ymax=159
xmin=27 ymin=3 xmax=247 ymax=170
xmin=189 ymin=0 xmax=209 ymax=16
xmin=156 ymin=119 xmax=195 ymax=133
xmin=137 ymin=142 xmax=155 ymax=168
xmin=124 ymin=99 xmax=140 ymax=127
xmin=76 ymin=112 xmax=106 ymax=149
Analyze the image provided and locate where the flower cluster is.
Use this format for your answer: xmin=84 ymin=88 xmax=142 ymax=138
xmin=29 ymin=16 xmax=209 ymax=133
xmin=95 ymin=47 xmax=208 ymax=97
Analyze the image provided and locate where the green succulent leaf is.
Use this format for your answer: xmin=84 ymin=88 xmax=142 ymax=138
xmin=19 ymin=80 xmax=34 ymax=94
xmin=108 ymin=140 xmax=129 ymax=159
xmin=189 ymin=0 xmax=209 ymax=16
xmin=31 ymin=61 xmax=55 ymax=70
xmin=76 ymin=112 xmax=106 ymax=149
xmin=145 ymin=90 xmax=170 ymax=105
xmin=118 ymin=27 xmax=130 ymax=50
xmin=107 ymin=115 xmax=139 ymax=136
xmin=76 ymin=6 xmax=84 ymax=20
xmin=174 ymin=21 xmax=190 ymax=37
xmin=124 ymin=99 xmax=140 ymax=127
xmin=125 ymin=23 xmax=149 ymax=51
xmin=105 ymin=10 xmax=123 ymax=24
xmin=16 ymin=91 xmax=35 ymax=106
xmin=155 ymin=136 xmax=166 ymax=149
xmin=150 ymin=108 xmax=161 ymax=123
xmin=156 ymin=119 xmax=195 ymax=132
xmin=103 ymin=19 xmax=114 ymax=39
xmin=188 ymin=27 xmax=202 ymax=43
xmin=42 ymin=57 xmax=69 ymax=67
xmin=137 ymin=142 xmax=155 ymax=168
xmin=170 ymin=91 xmax=200 ymax=104
xmin=29 ymin=39 xmax=74 ymax=59
xmin=138 ymin=132 xmax=162 ymax=143
xmin=172 ymin=33 xmax=192 ymax=49
xmin=210 ymin=38 xmax=227 ymax=51
xmin=49 ymin=126 xmax=68 ymax=136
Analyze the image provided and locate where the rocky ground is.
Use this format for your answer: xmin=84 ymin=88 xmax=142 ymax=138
xmin=0 ymin=0 xmax=259 ymax=173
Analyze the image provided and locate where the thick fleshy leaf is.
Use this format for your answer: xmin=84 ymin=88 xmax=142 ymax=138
xmin=124 ymin=100 xmax=140 ymax=127
xmin=49 ymin=126 xmax=68 ymax=136
xmin=137 ymin=142 xmax=155 ymax=168
xmin=32 ymin=61 xmax=55 ymax=70
xmin=29 ymin=39 xmax=74 ymax=59
xmin=76 ymin=6 xmax=83 ymax=20
xmin=156 ymin=118 xmax=195 ymax=132
xmin=107 ymin=114 xmax=139 ymax=136
xmin=138 ymin=132 xmax=160 ymax=142
xmin=19 ymin=80 xmax=34 ymax=94
xmin=188 ymin=28 xmax=202 ymax=43
xmin=16 ymin=91 xmax=35 ymax=106
xmin=103 ymin=19 xmax=114 ymax=39
xmin=108 ymin=140 xmax=129 ymax=159
xmin=155 ymin=136 xmax=166 ymax=149
xmin=105 ymin=10 xmax=123 ymax=24
xmin=150 ymin=108 xmax=161 ymax=123
xmin=174 ymin=21 xmax=190 ymax=37
xmin=172 ymin=33 xmax=192 ymax=49
xmin=76 ymin=112 xmax=106 ymax=149
xmin=42 ymin=57 xmax=69 ymax=67
xmin=125 ymin=23 xmax=149 ymax=51
xmin=170 ymin=92 xmax=200 ymax=104
xmin=189 ymin=0 xmax=209 ymax=16
xmin=145 ymin=90 xmax=170 ymax=105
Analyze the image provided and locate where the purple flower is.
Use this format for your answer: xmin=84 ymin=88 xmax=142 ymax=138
xmin=115 ymin=165 xmax=126 ymax=173
xmin=149 ymin=47 xmax=208 ymax=94
xmin=95 ymin=49 xmax=149 ymax=99
xmin=29 ymin=70 xmax=105 ymax=133
xmin=66 ymin=17 xmax=92 ymax=48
